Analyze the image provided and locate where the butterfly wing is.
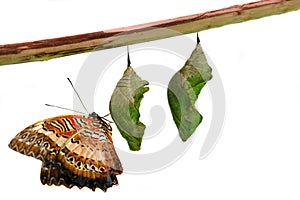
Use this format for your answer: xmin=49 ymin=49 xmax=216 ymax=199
xmin=8 ymin=115 xmax=75 ymax=163
xmin=9 ymin=114 xmax=123 ymax=191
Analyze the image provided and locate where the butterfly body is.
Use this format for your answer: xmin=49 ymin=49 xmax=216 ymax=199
xmin=9 ymin=112 xmax=122 ymax=192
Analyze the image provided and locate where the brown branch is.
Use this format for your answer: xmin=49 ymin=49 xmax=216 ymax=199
xmin=0 ymin=0 xmax=299 ymax=66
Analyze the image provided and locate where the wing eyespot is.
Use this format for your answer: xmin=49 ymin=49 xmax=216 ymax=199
xmin=20 ymin=132 xmax=29 ymax=140
xmin=83 ymin=164 xmax=89 ymax=170
xmin=28 ymin=136 xmax=36 ymax=143
xmin=90 ymin=165 xmax=98 ymax=172
xmin=43 ymin=142 xmax=50 ymax=148
xmin=99 ymin=167 xmax=106 ymax=173
xmin=67 ymin=156 xmax=75 ymax=164
xmin=76 ymin=161 xmax=82 ymax=169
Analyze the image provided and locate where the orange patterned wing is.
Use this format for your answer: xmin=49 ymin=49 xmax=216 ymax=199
xmin=8 ymin=112 xmax=123 ymax=192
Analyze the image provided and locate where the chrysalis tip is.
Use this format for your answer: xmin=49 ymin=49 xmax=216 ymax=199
xmin=196 ymin=33 xmax=200 ymax=44
xmin=127 ymin=46 xmax=131 ymax=67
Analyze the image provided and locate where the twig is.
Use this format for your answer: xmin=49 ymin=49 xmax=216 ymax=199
xmin=0 ymin=0 xmax=299 ymax=66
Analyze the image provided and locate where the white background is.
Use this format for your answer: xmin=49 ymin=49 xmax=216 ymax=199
xmin=1 ymin=0 xmax=300 ymax=199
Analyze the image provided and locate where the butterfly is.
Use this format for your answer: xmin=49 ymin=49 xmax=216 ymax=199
xmin=8 ymin=79 xmax=123 ymax=192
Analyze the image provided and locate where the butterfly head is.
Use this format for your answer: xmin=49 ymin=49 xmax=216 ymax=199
xmin=89 ymin=112 xmax=112 ymax=131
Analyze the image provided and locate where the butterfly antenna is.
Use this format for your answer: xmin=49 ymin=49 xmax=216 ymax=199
xmin=102 ymin=113 xmax=110 ymax=118
xmin=67 ymin=78 xmax=89 ymax=114
xmin=127 ymin=46 xmax=131 ymax=67
xmin=45 ymin=104 xmax=86 ymax=114
xmin=100 ymin=113 xmax=114 ymax=123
